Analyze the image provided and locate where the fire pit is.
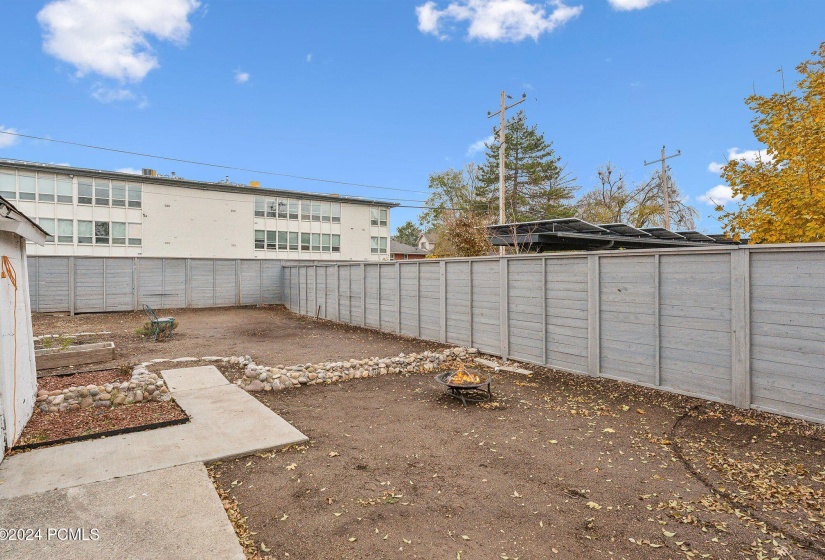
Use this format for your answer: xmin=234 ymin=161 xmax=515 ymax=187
xmin=434 ymin=363 xmax=492 ymax=406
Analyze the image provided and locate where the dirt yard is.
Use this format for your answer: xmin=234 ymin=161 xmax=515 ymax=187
xmin=34 ymin=307 xmax=825 ymax=559
xmin=32 ymin=306 xmax=445 ymax=373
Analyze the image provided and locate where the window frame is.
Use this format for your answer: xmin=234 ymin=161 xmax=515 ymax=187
xmin=111 ymin=222 xmax=126 ymax=245
xmin=277 ymin=199 xmax=288 ymax=219
xmin=301 ymin=200 xmax=311 ymax=221
xmin=255 ymin=229 xmax=265 ymax=249
xmin=94 ymin=221 xmax=110 ymax=244
xmin=56 ymin=175 xmax=73 ymax=203
xmin=254 ymin=198 xmax=265 ymax=217
xmin=311 ymin=233 xmax=321 ymax=252
xmin=277 ymin=230 xmax=288 ymax=251
xmin=127 ymin=183 xmax=142 ymax=208
xmin=57 ymin=219 xmax=73 ymax=244
xmin=38 ymin=218 xmax=55 ymax=242
xmin=321 ymin=233 xmax=331 ymax=252
xmin=288 ymin=231 xmax=299 ymax=251
xmin=128 ymin=223 xmax=142 ymax=246
xmin=266 ymin=199 xmax=278 ymax=218
xmin=111 ymin=182 xmax=127 ymax=207
xmin=332 ymin=234 xmax=341 ymax=253
xmin=288 ymin=200 xmax=299 ymax=220
xmin=77 ymin=220 xmax=93 ymax=244
xmin=78 ymin=178 xmax=93 ymax=205
xmin=266 ymin=230 xmax=277 ymax=250
xmin=331 ymin=203 xmax=341 ymax=223
xmin=0 ymin=170 xmax=15 ymax=199
xmin=37 ymin=173 xmax=55 ymax=202
xmin=18 ymin=172 xmax=35 ymax=201
xmin=94 ymin=179 xmax=110 ymax=206
xmin=300 ymin=232 xmax=310 ymax=251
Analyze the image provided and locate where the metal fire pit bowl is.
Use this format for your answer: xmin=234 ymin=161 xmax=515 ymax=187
xmin=434 ymin=370 xmax=493 ymax=406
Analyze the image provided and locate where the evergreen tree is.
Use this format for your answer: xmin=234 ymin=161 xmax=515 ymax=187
xmin=479 ymin=111 xmax=577 ymax=223
xmin=392 ymin=221 xmax=423 ymax=246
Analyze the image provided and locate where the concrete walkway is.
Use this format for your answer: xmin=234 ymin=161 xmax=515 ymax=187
xmin=0 ymin=462 xmax=245 ymax=560
xmin=0 ymin=365 xmax=307 ymax=499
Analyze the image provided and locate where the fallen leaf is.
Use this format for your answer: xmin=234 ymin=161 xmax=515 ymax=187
xmin=636 ymin=408 xmax=645 ymax=414
xmin=348 ymin=537 xmax=357 ymax=542
xmin=403 ymin=538 xmax=412 ymax=544
xmin=260 ymin=543 xmax=271 ymax=552
xmin=602 ymin=428 xmax=615 ymax=433
xmin=286 ymin=463 xmax=297 ymax=471
xmin=662 ymin=529 xmax=676 ymax=538
xmin=587 ymin=501 xmax=602 ymax=510
xmin=328 ymin=451 xmax=340 ymax=457
xmin=461 ymin=535 xmax=470 ymax=540
xmin=280 ymin=513 xmax=288 ymax=521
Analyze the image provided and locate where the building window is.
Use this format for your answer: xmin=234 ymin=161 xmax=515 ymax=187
xmin=266 ymin=230 xmax=277 ymax=250
xmin=289 ymin=231 xmax=298 ymax=251
xmin=127 ymin=183 xmax=142 ymax=208
xmin=38 ymin=218 xmax=55 ymax=242
xmin=37 ymin=173 xmax=55 ymax=202
xmin=18 ymin=172 xmax=35 ymax=200
xmin=78 ymin=178 xmax=93 ymax=205
xmin=111 ymin=182 xmax=127 ymax=207
xmin=128 ymin=223 xmax=142 ymax=245
xmin=311 ymin=233 xmax=321 ymax=252
xmin=255 ymin=229 xmax=265 ymax=249
xmin=78 ymin=220 xmax=93 ymax=244
xmin=321 ymin=202 xmax=331 ymax=223
xmin=301 ymin=200 xmax=311 ymax=221
xmin=370 ymin=207 xmax=388 ymax=226
xmin=331 ymin=203 xmax=341 ymax=223
xmin=371 ymin=236 xmax=387 ymax=254
xmin=94 ymin=179 xmax=110 ymax=206
xmin=311 ymin=201 xmax=321 ymax=222
xmin=332 ymin=234 xmax=340 ymax=252
xmin=56 ymin=175 xmax=73 ymax=203
xmin=277 ymin=231 xmax=288 ymax=251
xmin=254 ymin=198 xmax=265 ymax=217
xmin=288 ymin=200 xmax=298 ymax=220
xmin=321 ymin=233 xmax=331 ymax=252
xmin=57 ymin=219 xmax=73 ymax=243
xmin=266 ymin=199 xmax=277 ymax=218
xmin=94 ymin=221 xmax=109 ymax=244
xmin=300 ymin=232 xmax=310 ymax=251
xmin=0 ymin=170 xmax=15 ymax=199
xmin=111 ymin=222 xmax=126 ymax=245
xmin=276 ymin=199 xmax=286 ymax=219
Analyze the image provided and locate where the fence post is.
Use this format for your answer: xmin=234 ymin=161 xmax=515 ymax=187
xmin=499 ymin=258 xmax=509 ymax=360
xmin=416 ymin=262 xmax=421 ymax=339
xmin=69 ymin=256 xmax=75 ymax=316
xmin=185 ymin=259 xmax=192 ymax=309
xmin=361 ymin=263 xmax=366 ymax=328
xmin=440 ymin=261 xmax=447 ymax=343
xmin=468 ymin=260 xmax=474 ymax=349
xmin=132 ymin=258 xmax=139 ymax=311
xmin=542 ymin=257 xmax=547 ymax=366
xmin=377 ymin=264 xmax=382 ymax=328
xmin=587 ymin=255 xmax=600 ymax=376
xmin=395 ymin=262 xmax=401 ymax=334
xmin=654 ymin=254 xmax=661 ymax=386
xmin=731 ymin=248 xmax=751 ymax=409
xmin=236 ymin=259 xmax=242 ymax=306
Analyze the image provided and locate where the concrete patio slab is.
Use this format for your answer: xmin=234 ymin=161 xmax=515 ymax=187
xmin=0 ymin=462 xmax=244 ymax=560
xmin=161 ymin=364 xmax=230 ymax=392
xmin=0 ymin=366 xmax=307 ymax=499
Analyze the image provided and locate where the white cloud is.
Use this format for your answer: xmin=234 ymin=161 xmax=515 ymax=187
xmin=698 ymin=185 xmax=742 ymax=207
xmin=416 ymin=0 xmax=583 ymax=42
xmin=306 ymin=53 xmax=313 ymax=63
xmin=0 ymin=126 xmax=19 ymax=149
xmin=234 ymin=70 xmax=250 ymax=84
xmin=708 ymin=147 xmax=773 ymax=173
xmin=608 ymin=0 xmax=667 ymax=10
xmin=467 ymin=135 xmax=494 ymax=156
xmin=91 ymin=85 xmax=135 ymax=103
xmin=37 ymin=0 xmax=200 ymax=82
xmin=116 ymin=167 xmax=142 ymax=175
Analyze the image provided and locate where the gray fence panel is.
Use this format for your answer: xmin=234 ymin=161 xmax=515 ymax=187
xmin=28 ymin=257 xmax=70 ymax=313
xmin=262 ymin=261 xmax=283 ymax=304
xmin=418 ymin=262 xmax=441 ymax=342
xmin=750 ymin=251 xmax=825 ymax=421
xmin=240 ymin=261 xmax=262 ymax=305
xmin=659 ymin=254 xmax=732 ymax=402
xmin=190 ymin=260 xmax=215 ymax=308
xmin=103 ymin=258 xmax=134 ymax=312
xmin=363 ymin=265 xmax=379 ymax=329
xmin=545 ymin=257 xmax=589 ymax=373
xmin=399 ymin=263 xmax=419 ymax=338
xmin=214 ymin=261 xmax=236 ymax=307
xmin=379 ymin=264 xmax=396 ymax=332
xmin=351 ymin=266 xmax=363 ymax=326
xmin=445 ymin=261 xmax=471 ymax=347
xmin=160 ymin=259 xmax=186 ymax=309
xmin=507 ymin=259 xmax=544 ymax=364
xmin=137 ymin=259 xmax=164 ymax=309
xmin=470 ymin=260 xmax=501 ymax=355
xmin=338 ymin=266 xmax=350 ymax=323
xmin=74 ymin=258 xmax=105 ymax=313
xmin=317 ymin=266 xmax=327 ymax=318
xmin=599 ymin=255 xmax=657 ymax=384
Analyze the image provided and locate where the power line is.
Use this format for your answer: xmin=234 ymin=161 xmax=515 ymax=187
xmin=0 ymin=130 xmax=430 ymax=195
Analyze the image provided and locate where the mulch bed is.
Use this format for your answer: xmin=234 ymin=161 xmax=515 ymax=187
xmin=14 ymin=400 xmax=187 ymax=450
xmin=36 ymin=368 xmax=129 ymax=391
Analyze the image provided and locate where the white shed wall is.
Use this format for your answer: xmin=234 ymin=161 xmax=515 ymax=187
xmin=0 ymin=231 xmax=36 ymax=454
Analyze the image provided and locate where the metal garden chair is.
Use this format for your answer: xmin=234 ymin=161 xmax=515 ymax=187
xmin=143 ymin=304 xmax=175 ymax=341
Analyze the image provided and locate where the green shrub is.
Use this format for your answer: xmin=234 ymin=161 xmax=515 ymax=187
xmin=136 ymin=320 xmax=178 ymax=337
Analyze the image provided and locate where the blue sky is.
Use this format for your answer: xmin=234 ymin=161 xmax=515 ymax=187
xmin=0 ymin=0 xmax=822 ymax=234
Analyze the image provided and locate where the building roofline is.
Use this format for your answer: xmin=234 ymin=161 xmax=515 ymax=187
xmin=0 ymin=196 xmax=49 ymax=245
xmin=0 ymin=158 xmax=399 ymax=207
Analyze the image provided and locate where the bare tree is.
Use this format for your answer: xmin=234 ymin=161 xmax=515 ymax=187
xmin=576 ymin=163 xmax=630 ymax=224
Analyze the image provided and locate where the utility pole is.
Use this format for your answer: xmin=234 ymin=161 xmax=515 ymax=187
xmin=488 ymin=91 xmax=526 ymax=255
xmin=644 ymin=146 xmax=681 ymax=231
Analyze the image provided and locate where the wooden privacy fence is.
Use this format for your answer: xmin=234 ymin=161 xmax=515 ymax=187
xmin=28 ymin=257 xmax=285 ymax=314
xmin=284 ymin=245 xmax=825 ymax=425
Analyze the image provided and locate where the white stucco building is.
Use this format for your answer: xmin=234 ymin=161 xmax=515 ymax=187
xmin=0 ymin=159 xmax=395 ymax=261
xmin=0 ymin=196 xmax=45 ymax=456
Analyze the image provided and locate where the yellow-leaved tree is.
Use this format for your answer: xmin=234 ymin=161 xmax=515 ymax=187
xmin=719 ymin=43 xmax=825 ymax=243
